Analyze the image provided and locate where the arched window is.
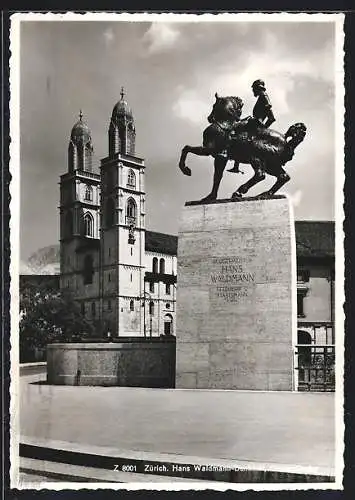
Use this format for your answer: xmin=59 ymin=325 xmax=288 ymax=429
xmin=130 ymin=299 xmax=134 ymax=311
xmin=84 ymin=212 xmax=94 ymax=237
xmin=83 ymin=254 xmax=94 ymax=285
xmin=65 ymin=211 xmax=73 ymax=238
xmin=297 ymin=330 xmax=312 ymax=383
xmin=159 ymin=258 xmax=165 ymax=274
xmin=84 ymin=185 xmax=93 ymax=201
xmin=164 ymin=314 xmax=173 ymax=336
xmin=126 ymin=198 xmax=136 ymax=225
xmin=127 ymin=169 xmax=136 ymax=189
xmin=149 ymin=301 xmax=154 ymax=316
xmin=152 ymin=257 xmax=158 ymax=274
xmin=105 ymin=198 xmax=115 ymax=227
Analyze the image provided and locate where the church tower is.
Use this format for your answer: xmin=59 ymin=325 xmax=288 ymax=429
xmin=59 ymin=112 xmax=101 ymax=316
xmin=100 ymin=88 xmax=146 ymax=336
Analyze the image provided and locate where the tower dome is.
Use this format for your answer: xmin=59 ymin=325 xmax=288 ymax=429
xmin=111 ymin=87 xmax=133 ymax=123
xmin=70 ymin=110 xmax=92 ymax=146
xmin=109 ymin=87 xmax=136 ymax=157
xmin=68 ymin=110 xmax=94 ymax=173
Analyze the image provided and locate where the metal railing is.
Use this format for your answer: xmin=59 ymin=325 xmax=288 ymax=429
xmin=295 ymin=344 xmax=335 ymax=392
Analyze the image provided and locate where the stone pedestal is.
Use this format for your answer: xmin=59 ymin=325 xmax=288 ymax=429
xmin=175 ymin=196 xmax=296 ymax=391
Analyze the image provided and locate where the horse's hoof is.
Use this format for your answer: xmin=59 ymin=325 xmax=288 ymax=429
xmin=227 ymin=167 xmax=241 ymax=173
xmin=179 ymin=164 xmax=192 ymax=176
xmin=231 ymin=191 xmax=243 ymax=200
xmin=199 ymin=194 xmax=217 ymax=204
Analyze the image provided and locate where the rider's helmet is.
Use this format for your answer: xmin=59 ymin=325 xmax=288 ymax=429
xmin=252 ymin=79 xmax=266 ymax=91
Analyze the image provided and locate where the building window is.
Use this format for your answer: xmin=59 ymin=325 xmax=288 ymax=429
xmin=166 ymin=303 xmax=170 ymax=309
xmin=166 ymin=283 xmax=171 ymax=295
xmin=84 ymin=212 xmax=94 ymax=237
xmin=127 ymin=169 xmax=136 ymax=189
xmin=152 ymin=257 xmax=158 ymax=274
xmin=297 ymin=270 xmax=310 ymax=283
xmin=91 ymin=302 xmax=96 ymax=317
xmin=65 ymin=211 xmax=73 ymax=238
xmin=108 ymin=300 xmax=112 ymax=311
xmin=297 ymin=293 xmax=305 ymax=318
xmin=130 ymin=299 xmax=134 ymax=311
xmin=108 ymin=273 xmax=111 ymax=282
xmin=84 ymin=185 xmax=93 ymax=201
xmin=131 ymin=247 xmax=133 ymax=256
xmin=105 ymin=198 xmax=115 ymax=227
xmin=149 ymin=301 xmax=154 ymax=316
xmin=126 ymin=198 xmax=136 ymax=225
xmin=160 ymin=258 xmax=165 ymax=274
xmin=81 ymin=302 xmax=85 ymax=316
xmin=149 ymin=281 xmax=154 ymax=293
xmin=164 ymin=314 xmax=173 ymax=336
xmin=108 ymin=248 xmax=111 ymax=257
xmin=83 ymin=254 xmax=94 ymax=285
xmin=130 ymin=273 xmax=133 ymax=282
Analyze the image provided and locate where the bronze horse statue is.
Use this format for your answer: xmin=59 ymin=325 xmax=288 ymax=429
xmin=178 ymin=93 xmax=307 ymax=202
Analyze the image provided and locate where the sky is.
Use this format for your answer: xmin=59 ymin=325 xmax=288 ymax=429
xmin=17 ymin=15 xmax=340 ymax=264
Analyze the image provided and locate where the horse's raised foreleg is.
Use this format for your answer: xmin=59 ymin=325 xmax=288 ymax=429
xmin=200 ymin=155 xmax=228 ymax=203
xmin=231 ymin=158 xmax=266 ymax=199
xmin=179 ymin=145 xmax=213 ymax=176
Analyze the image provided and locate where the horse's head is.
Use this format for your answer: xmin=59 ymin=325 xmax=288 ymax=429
xmin=286 ymin=122 xmax=307 ymax=142
xmin=208 ymin=93 xmax=244 ymax=124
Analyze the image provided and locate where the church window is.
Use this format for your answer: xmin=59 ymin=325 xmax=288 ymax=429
xmin=91 ymin=302 xmax=96 ymax=317
xmin=83 ymin=254 xmax=94 ymax=285
xmin=131 ymin=248 xmax=133 ymax=256
xmin=152 ymin=257 xmax=158 ymax=273
xmin=126 ymin=198 xmax=136 ymax=225
xmin=166 ymin=283 xmax=171 ymax=295
xmin=106 ymin=198 xmax=115 ymax=227
xmin=160 ymin=258 xmax=165 ymax=274
xmin=127 ymin=169 xmax=136 ymax=189
xmin=297 ymin=293 xmax=306 ymax=318
xmin=149 ymin=301 xmax=154 ymax=316
xmin=149 ymin=281 xmax=155 ymax=293
xmin=84 ymin=185 xmax=93 ymax=201
xmin=130 ymin=299 xmax=134 ymax=311
xmin=65 ymin=211 xmax=73 ymax=238
xmin=84 ymin=212 xmax=94 ymax=237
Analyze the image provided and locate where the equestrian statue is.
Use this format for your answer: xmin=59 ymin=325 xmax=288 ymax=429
xmin=178 ymin=79 xmax=307 ymax=202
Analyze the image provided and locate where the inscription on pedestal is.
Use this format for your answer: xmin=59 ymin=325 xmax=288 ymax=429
xmin=210 ymin=256 xmax=255 ymax=303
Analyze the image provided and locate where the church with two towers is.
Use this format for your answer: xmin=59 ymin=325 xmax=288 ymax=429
xmin=59 ymin=89 xmax=177 ymax=338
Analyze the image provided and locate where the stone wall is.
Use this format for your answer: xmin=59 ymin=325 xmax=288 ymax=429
xmin=47 ymin=338 xmax=176 ymax=387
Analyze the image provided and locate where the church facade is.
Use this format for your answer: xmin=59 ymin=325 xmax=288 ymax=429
xmin=59 ymin=90 xmax=177 ymax=338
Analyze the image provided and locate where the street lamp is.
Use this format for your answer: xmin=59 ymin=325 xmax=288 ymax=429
xmin=141 ymin=289 xmax=152 ymax=339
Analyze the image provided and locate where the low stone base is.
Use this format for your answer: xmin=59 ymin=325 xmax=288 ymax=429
xmin=47 ymin=340 xmax=176 ymax=387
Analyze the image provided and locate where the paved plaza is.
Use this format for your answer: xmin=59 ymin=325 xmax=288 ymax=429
xmin=18 ymin=366 xmax=336 ymax=481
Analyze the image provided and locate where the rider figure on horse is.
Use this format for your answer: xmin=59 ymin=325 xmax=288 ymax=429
xmin=228 ymin=79 xmax=276 ymax=173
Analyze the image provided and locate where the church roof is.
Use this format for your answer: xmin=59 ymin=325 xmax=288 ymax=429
xmin=145 ymin=231 xmax=178 ymax=256
xmin=295 ymin=221 xmax=335 ymax=259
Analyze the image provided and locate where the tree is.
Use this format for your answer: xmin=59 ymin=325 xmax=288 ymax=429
xmin=20 ymin=278 xmax=94 ymax=360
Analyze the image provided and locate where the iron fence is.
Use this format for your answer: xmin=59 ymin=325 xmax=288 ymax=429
xmin=295 ymin=344 xmax=335 ymax=392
